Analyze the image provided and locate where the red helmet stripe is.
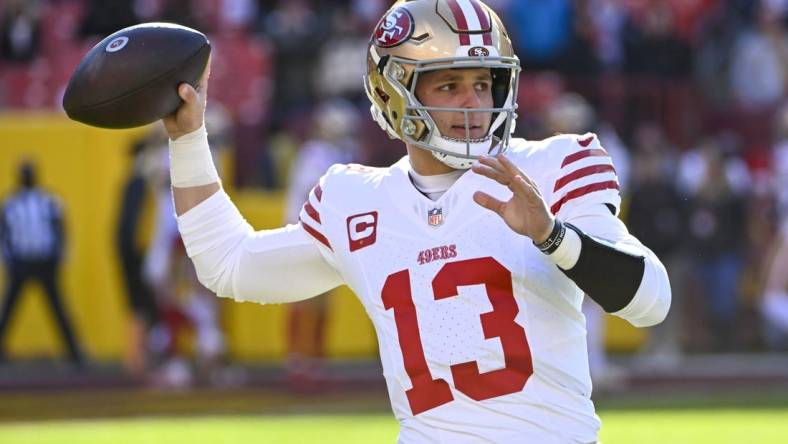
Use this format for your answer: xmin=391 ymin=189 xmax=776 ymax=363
xmin=469 ymin=0 xmax=493 ymax=45
xmin=447 ymin=0 xmax=471 ymax=45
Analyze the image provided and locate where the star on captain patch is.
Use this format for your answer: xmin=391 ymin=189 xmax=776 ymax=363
xmin=427 ymin=207 xmax=443 ymax=227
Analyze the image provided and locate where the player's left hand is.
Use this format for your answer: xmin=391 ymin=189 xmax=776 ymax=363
xmin=472 ymin=154 xmax=555 ymax=244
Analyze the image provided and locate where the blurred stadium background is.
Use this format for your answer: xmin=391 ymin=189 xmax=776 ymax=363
xmin=1 ymin=0 xmax=788 ymax=442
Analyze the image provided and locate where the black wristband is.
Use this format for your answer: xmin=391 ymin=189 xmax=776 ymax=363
xmin=533 ymin=219 xmax=565 ymax=254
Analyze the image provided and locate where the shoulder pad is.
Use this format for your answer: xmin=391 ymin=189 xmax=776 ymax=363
xmin=299 ymin=163 xmax=385 ymax=252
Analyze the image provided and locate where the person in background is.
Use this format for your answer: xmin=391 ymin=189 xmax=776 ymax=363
xmin=682 ymin=138 xmax=747 ymax=351
xmin=760 ymin=216 xmax=788 ymax=350
xmin=0 ymin=0 xmax=41 ymax=63
xmin=0 ymin=161 xmax=83 ymax=365
xmin=145 ymin=111 xmax=231 ymax=388
xmin=627 ymin=123 xmax=687 ymax=366
xmin=283 ymin=99 xmax=360 ymax=389
xmin=78 ymin=0 xmax=139 ymax=39
xmin=117 ymin=137 xmax=160 ymax=378
xmin=729 ymin=0 xmax=788 ymax=110
xmin=759 ymin=101 xmax=788 ymax=350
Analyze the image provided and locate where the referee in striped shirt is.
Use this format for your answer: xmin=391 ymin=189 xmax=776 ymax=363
xmin=0 ymin=161 xmax=83 ymax=364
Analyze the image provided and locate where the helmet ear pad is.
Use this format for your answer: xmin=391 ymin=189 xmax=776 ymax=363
xmin=491 ymin=67 xmax=513 ymax=139
xmin=491 ymin=68 xmax=511 ymax=108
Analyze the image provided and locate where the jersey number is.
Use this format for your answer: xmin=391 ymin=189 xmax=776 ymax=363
xmin=381 ymin=257 xmax=533 ymax=415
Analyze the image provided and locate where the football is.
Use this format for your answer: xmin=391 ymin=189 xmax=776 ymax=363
xmin=62 ymin=23 xmax=210 ymax=129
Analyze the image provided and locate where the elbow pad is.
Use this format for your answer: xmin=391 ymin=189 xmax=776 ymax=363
xmin=561 ymin=224 xmax=646 ymax=313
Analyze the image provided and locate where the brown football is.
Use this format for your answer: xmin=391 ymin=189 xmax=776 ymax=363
xmin=62 ymin=23 xmax=210 ymax=129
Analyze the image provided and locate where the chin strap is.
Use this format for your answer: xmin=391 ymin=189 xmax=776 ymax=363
xmin=431 ymin=150 xmax=474 ymax=169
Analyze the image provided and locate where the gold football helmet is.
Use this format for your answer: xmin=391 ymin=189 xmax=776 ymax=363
xmin=364 ymin=0 xmax=520 ymax=169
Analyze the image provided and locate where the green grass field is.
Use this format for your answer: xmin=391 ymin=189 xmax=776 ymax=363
xmin=1 ymin=408 xmax=786 ymax=444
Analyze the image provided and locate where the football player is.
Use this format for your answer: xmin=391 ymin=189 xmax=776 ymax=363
xmin=163 ymin=1 xmax=671 ymax=442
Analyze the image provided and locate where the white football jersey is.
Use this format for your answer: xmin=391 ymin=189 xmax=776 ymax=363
xmin=297 ymin=134 xmax=621 ymax=443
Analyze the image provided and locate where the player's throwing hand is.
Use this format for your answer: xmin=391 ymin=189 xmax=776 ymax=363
xmin=472 ymin=154 xmax=555 ymax=244
xmin=164 ymin=55 xmax=211 ymax=141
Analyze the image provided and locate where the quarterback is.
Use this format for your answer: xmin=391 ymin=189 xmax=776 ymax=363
xmin=164 ymin=0 xmax=671 ymax=442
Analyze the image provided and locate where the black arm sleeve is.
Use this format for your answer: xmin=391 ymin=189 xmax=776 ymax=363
xmin=561 ymin=224 xmax=646 ymax=313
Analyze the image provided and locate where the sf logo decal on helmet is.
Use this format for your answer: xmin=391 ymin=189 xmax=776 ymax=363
xmin=374 ymin=8 xmax=414 ymax=48
xmin=468 ymin=46 xmax=490 ymax=57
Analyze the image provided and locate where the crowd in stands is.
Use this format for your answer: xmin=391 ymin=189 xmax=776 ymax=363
xmin=2 ymin=0 xmax=788 ymax=363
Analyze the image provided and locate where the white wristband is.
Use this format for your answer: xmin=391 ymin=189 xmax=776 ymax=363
xmin=550 ymin=227 xmax=582 ymax=270
xmin=169 ymin=124 xmax=220 ymax=188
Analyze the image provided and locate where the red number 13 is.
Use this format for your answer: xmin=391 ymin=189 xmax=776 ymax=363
xmin=381 ymin=257 xmax=534 ymax=415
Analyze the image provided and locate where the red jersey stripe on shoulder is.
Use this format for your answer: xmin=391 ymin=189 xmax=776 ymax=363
xmin=300 ymin=218 xmax=332 ymax=251
xmin=553 ymin=164 xmax=616 ymax=192
xmin=313 ymin=184 xmax=323 ymax=202
xmin=469 ymin=0 xmax=493 ymax=45
xmin=561 ymin=149 xmax=608 ymax=168
xmin=447 ymin=0 xmax=471 ymax=45
xmin=303 ymin=202 xmax=321 ymax=224
xmin=550 ymin=181 xmax=620 ymax=215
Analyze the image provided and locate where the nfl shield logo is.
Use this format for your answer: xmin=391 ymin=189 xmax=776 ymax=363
xmin=427 ymin=207 xmax=443 ymax=227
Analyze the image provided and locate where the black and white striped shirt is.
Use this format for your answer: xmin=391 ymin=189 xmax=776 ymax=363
xmin=0 ymin=189 xmax=63 ymax=262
